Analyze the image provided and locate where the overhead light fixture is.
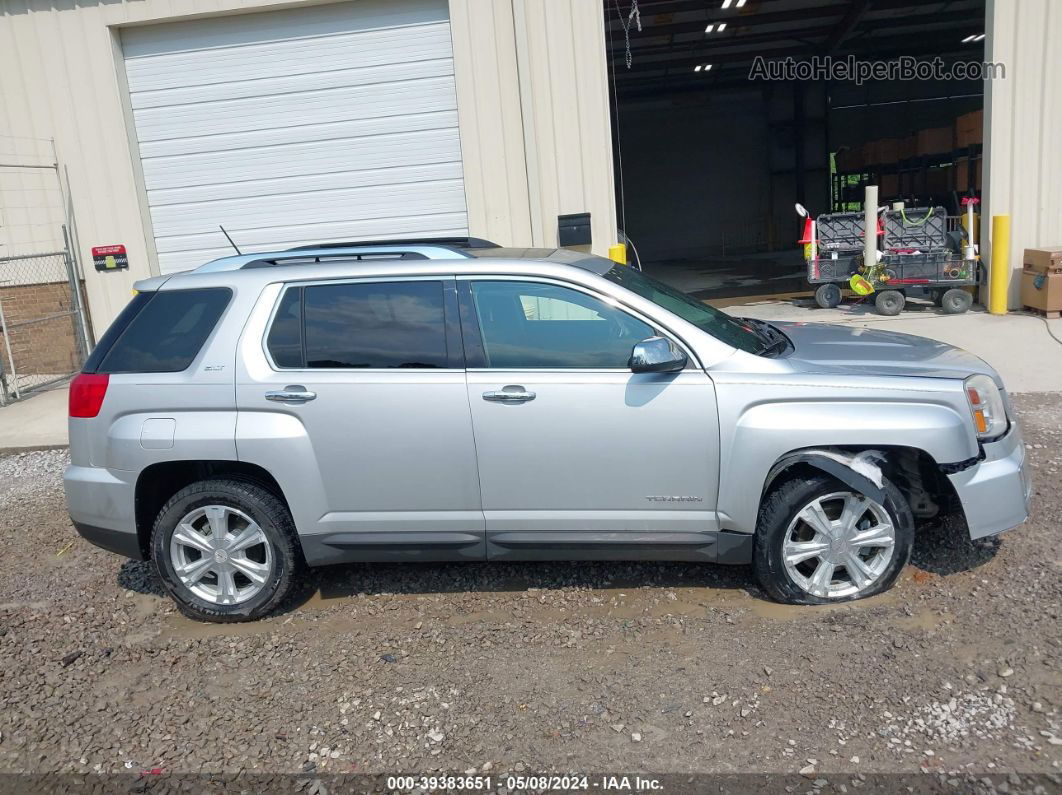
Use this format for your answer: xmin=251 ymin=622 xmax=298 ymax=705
xmin=961 ymin=34 xmax=977 ymax=43
xmin=718 ymin=22 xmax=727 ymax=31
xmin=705 ymin=24 xmax=715 ymax=33
xmin=973 ymin=33 xmax=986 ymax=41
xmin=721 ymin=0 xmax=732 ymax=8
xmin=736 ymin=0 xmax=747 ymax=6
xmin=694 ymin=65 xmax=703 ymax=72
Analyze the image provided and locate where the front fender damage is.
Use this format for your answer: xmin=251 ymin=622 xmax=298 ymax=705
xmin=765 ymin=449 xmax=887 ymax=504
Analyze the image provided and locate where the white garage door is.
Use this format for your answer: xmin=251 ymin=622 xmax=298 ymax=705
xmin=122 ymin=0 xmax=467 ymax=274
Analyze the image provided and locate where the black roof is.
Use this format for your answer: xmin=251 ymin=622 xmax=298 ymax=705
xmin=467 ymin=247 xmax=615 ymax=274
xmin=280 ymin=239 xmax=616 ymax=274
xmin=287 ymin=237 xmax=499 ymax=251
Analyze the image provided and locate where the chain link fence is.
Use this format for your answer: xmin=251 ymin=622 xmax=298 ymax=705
xmin=0 ymin=243 xmax=89 ymax=403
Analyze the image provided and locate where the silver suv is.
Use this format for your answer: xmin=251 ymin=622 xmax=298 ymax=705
xmin=64 ymin=239 xmax=1031 ymax=622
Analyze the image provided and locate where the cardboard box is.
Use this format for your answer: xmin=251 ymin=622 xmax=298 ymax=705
xmin=862 ymin=138 xmax=904 ymax=165
xmin=916 ymin=126 xmax=955 ymax=155
xmin=1024 ymin=247 xmax=1062 ymax=274
xmin=955 ymin=109 xmax=984 ymax=148
xmin=955 ymin=156 xmax=983 ymax=192
xmin=876 ymin=138 xmax=900 ymax=163
xmin=1021 ymin=269 xmax=1062 ymax=312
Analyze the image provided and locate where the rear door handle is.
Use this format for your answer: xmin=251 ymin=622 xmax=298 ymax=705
xmin=483 ymin=387 xmax=536 ymax=403
xmin=265 ymin=386 xmax=316 ymax=404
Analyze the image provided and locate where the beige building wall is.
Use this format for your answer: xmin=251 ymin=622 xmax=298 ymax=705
xmin=0 ymin=137 xmax=67 ymax=260
xmin=0 ymin=0 xmax=617 ymax=334
xmin=983 ymin=0 xmax=1062 ymax=308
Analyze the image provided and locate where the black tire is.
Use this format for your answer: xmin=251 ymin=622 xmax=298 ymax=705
xmin=941 ymin=287 xmax=973 ymax=314
xmin=752 ymin=472 xmax=913 ymax=605
xmin=151 ymin=479 xmax=303 ymax=622
xmin=814 ymin=283 xmax=842 ymax=309
xmin=874 ymin=289 xmax=905 ymax=316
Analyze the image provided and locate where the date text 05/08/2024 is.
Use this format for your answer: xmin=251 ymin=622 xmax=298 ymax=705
xmin=386 ymin=775 xmax=664 ymax=792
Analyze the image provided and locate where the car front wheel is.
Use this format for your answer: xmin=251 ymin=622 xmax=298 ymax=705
xmin=151 ymin=479 xmax=303 ymax=622
xmin=753 ymin=472 xmax=913 ymax=604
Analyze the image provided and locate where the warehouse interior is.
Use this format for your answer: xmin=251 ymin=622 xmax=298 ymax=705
xmin=605 ymin=0 xmax=987 ymax=299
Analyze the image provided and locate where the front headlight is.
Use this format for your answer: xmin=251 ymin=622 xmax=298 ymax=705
xmin=965 ymin=374 xmax=1008 ymax=440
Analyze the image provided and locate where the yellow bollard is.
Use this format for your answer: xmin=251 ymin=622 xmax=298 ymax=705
xmin=608 ymin=243 xmax=627 ymax=265
xmin=989 ymin=215 xmax=1010 ymax=315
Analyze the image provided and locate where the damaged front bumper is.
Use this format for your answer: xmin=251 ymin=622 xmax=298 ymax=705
xmin=947 ymin=424 xmax=1032 ymax=540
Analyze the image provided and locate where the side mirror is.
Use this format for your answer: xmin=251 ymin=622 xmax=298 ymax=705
xmin=629 ymin=336 xmax=687 ymax=373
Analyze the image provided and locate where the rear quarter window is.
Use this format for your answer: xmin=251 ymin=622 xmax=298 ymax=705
xmin=84 ymin=288 xmax=231 ymax=374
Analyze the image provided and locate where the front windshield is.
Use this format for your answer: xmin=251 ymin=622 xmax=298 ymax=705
xmin=602 ymin=265 xmax=765 ymax=354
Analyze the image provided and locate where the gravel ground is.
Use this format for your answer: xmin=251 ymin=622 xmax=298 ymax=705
xmin=0 ymin=395 xmax=1059 ymax=786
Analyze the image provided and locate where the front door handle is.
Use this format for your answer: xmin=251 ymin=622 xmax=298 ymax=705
xmin=483 ymin=386 xmax=536 ymax=403
xmin=265 ymin=385 xmax=317 ymax=404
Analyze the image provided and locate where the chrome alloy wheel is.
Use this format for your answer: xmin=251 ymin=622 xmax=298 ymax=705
xmin=168 ymin=505 xmax=274 ymax=605
xmin=782 ymin=491 xmax=896 ymax=599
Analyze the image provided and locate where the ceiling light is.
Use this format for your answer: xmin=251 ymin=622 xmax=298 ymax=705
xmin=736 ymin=0 xmax=747 ymax=6
xmin=973 ymin=33 xmax=986 ymax=41
xmin=721 ymin=0 xmax=732 ymax=8
xmin=705 ymin=24 xmax=715 ymax=33
xmin=694 ymin=65 xmax=703 ymax=72
xmin=704 ymin=64 xmax=713 ymax=71
xmin=961 ymin=34 xmax=976 ymax=43
xmin=717 ymin=22 xmax=727 ymax=31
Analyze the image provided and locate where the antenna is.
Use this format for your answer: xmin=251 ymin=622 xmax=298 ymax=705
xmin=219 ymin=225 xmax=242 ymax=255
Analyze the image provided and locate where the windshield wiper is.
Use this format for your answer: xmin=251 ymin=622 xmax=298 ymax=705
xmin=740 ymin=318 xmax=789 ymax=357
xmin=759 ymin=335 xmax=789 ymax=356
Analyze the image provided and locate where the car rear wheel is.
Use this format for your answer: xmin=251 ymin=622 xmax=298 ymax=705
xmin=753 ymin=472 xmax=913 ymax=605
xmin=151 ymin=479 xmax=303 ymax=622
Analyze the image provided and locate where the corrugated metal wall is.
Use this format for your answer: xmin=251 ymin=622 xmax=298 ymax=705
xmin=450 ymin=0 xmax=618 ymax=255
xmin=121 ymin=0 xmax=469 ymax=274
xmin=0 ymin=0 xmax=617 ymax=333
xmin=984 ymin=0 xmax=1062 ymax=307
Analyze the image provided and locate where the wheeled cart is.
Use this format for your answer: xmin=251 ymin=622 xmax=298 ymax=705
xmin=867 ymin=250 xmax=978 ymax=316
xmin=804 ymin=211 xmax=870 ymax=309
xmin=804 ymin=207 xmax=980 ymax=315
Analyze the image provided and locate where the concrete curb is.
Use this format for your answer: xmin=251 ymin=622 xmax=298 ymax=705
xmin=0 ymin=444 xmax=69 ymax=457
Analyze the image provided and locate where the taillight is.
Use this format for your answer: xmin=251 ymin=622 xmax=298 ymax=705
xmin=69 ymin=373 xmax=109 ymax=418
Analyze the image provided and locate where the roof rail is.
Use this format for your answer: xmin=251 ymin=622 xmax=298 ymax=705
xmin=191 ymin=243 xmax=479 ymax=273
xmin=287 ymin=236 xmax=499 ymax=251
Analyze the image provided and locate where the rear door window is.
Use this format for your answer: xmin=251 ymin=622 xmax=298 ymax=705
xmin=267 ymin=281 xmax=448 ymax=369
xmin=85 ymin=288 xmax=231 ymax=374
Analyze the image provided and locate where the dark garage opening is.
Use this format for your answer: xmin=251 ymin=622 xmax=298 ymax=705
xmin=605 ymin=0 xmax=987 ymax=301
